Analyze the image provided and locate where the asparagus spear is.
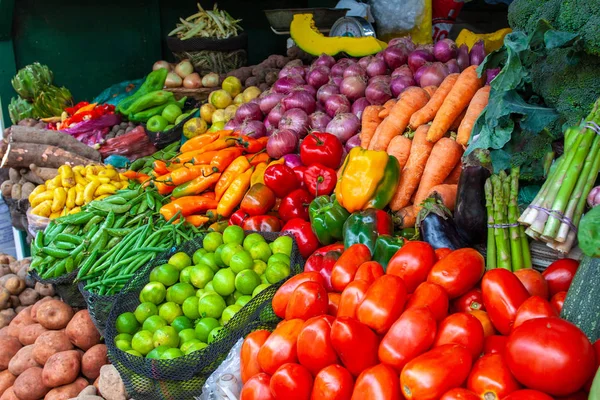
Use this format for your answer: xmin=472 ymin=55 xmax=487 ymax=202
xmin=508 ymin=168 xmax=523 ymax=270
xmin=520 ymin=225 xmax=532 ymax=268
xmin=485 ymin=179 xmax=496 ymax=270
xmin=492 ymin=174 xmax=511 ymax=270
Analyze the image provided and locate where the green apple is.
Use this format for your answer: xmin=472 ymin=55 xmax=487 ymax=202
xmin=164 ymin=124 xmax=174 ymax=131
xmin=162 ymin=104 xmax=183 ymax=123
xmin=146 ymin=115 xmax=168 ymax=132
xmin=175 ymin=112 xmax=190 ymax=125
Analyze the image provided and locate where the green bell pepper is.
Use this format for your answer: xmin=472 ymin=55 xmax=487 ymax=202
xmin=309 ymin=195 xmax=350 ymax=245
xmin=364 ymin=155 xmax=400 ymax=209
xmin=373 ymin=234 xmax=404 ymax=270
xmin=125 ymin=90 xmax=174 ymax=116
xmin=343 ymin=208 xmax=394 ymax=255
xmin=116 ymin=68 xmax=168 ymax=115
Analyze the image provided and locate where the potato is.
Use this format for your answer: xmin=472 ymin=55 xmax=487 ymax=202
xmin=34 ymin=283 xmax=54 ymax=297
xmin=17 ymin=289 xmax=37 ymax=307
xmin=0 ymin=370 xmax=16 ymax=397
xmin=8 ymin=297 xmax=18 ymax=309
xmin=0 ymin=310 xmax=14 ymax=330
xmin=13 ymin=367 xmax=49 ymax=400
xmin=8 ymin=305 xmax=33 ymax=328
xmin=42 ymin=350 xmax=81 ymax=388
xmin=8 ymin=345 xmax=40 ymax=376
xmin=13 ymin=306 xmax=26 ymax=315
xmin=0 ymin=336 xmax=21 ymax=370
xmin=30 ymin=296 xmax=53 ymax=322
xmin=4 ymin=277 xmax=25 ymax=296
xmin=81 ymin=344 xmax=107 ymax=380
xmin=0 ymin=327 xmax=8 ymax=337
xmin=0 ymin=386 xmax=18 ymax=400
xmin=0 ymin=265 xmax=10 ymax=278
xmin=36 ymin=300 xmax=73 ymax=330
xmin=65 ymin=310 xmax=100 ymax=351
xmin=44 ymin=377 xmax=88 ymax=400
xmin=0 ymin=275 xmax=15 ymax=287
xmin=0 ymin=182 xmax=12 ymax=199
xmin=18 ymin=323 xmax=46 ymax=346
xmin=32 ymin=330 xmax=73 ymax=365
xmin=0 ymin=289 xmax=9 ymax=311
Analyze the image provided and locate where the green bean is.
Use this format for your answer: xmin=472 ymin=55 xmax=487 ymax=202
xmin=55 ymin=241 xmax=77 ymax=251
xmin=107 ymin=236 xmax=122 ymax=248
xmin=65 ymin=257 xmax=75 ymax=273
xmin=45 ymin=223 xmax=66 ymax=244
xmin=83 ymin=216 xmax=103 ymax=233
xmin=103 ymin=196 xmax=127 ymax=205
xmin=55 ymin=211 xmax=96 ymax=225
xmin=77 ymin=249 xmax=99 ymax=280
xmin=55 ymin=233 xmax=83 ymax=245
xmin=41 ymin=247 xmax=70 ymax=259
xmin=89 ymin=200 xmax=131 ymax=214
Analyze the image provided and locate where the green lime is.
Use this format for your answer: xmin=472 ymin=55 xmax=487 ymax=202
xmin=223 ymin=225 xmax=244 ymax=245
xmin=153 ymin=326 xmax=180 ymax=348
xmin=178 ymin=328 xmax=197 ymax=344
xmin=250 ymin=241 xmax=272 ymax=262
xmin=134 ymin=302 xmax=158 ymax=324
xmin=126 ymin=350 xmax=143 ymax=357
xmin=221 ymin=243 xmax=244 ymax=266
xmin=160 ymin=348 xmax=184 ymax=359
xmin=190 ymin=264 xmax=214 ymax=289
xmin=198 ymin=293 xmax=227 ymax=319
xmin=180 ymin=266 xmax=193 ymax=284
xmin=200 ymin=254 xmax=219 ymax=272
xmin=182 ymin=296 xmax=201 ymax=319
xmin=196 ymin=289 xmax=206 ymax=298
xmin=166 ymin=282 xmax=196 ymax=305
xmin=235 ymin=269 xmax=261 ymax=295
xmin=268 ymin=253 xmax=290 ymax=267
xmin=222 ymin=304 xmax=242 ymax=325
xmin=169 ymin=252 xmax=192 ymax=271
xmin=158 ymin=302 xmax=183 ymax=324
xmin=171 ymin=316 xmax=193 ymax=332
xmin=205 ymin=281 xmax=215 ymax=292
xmin=233 ymin=290 xmax=244 ymax=301
xmin=115 ymin=333 xmax=133 ymax=351
xmin=195 ymin=317 xmax=221 ymax=343
xmin=192 ymin=248 xmax=208 ymax=265
xmin=213 ymin=268 xmax=236 ymax=296
xmin=225 ymin=294 xmax=236 ymax=306
xmin=183 ymin=341 xmax=208 ymax=355
xmin=116 ymin=312 xmax=139 ymax=335
xmin=149 ymin=264 xmax=179 ymax=286
xmin=265 ymin=262 xmax=290 ymax=284
xmin=139 ymin=282 xmax=166 ymax=305
xmin=146 ymin=345 xmax=169 ymax=359
xmin=261 ymin=274 xmax=270 ymax=284
xmin=208 ymin=327 xmax=225 ymax=344
xmin=252 ymin=283 xmax=271 ymax=297
xmin=230 ymin=250 xmax=253 ymax=273
xmin=271 ymin=236 xmax=292 ymax=256
xmin=214 ymin=244 xmax=227 ymax=267
xmin=142 ymin=315 xmax=168 ymax=333
xmin=243 ymin=233 xmax=265 ymax=251
xmin=203 ymin=232 xmax=224 ymax=252
xmin=236 ymin=295 xmax=252 ymax=307
xmin=131 ymin=330 xmax=154 ymax=355
xmin=252 ymin=260 xmax=267 ymax=275
xmin=180 ymin=339 xmax=203 ymax=353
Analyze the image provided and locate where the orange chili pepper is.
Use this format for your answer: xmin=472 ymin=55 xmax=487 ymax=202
xmin=198 ymin=136 xmax=238 ymax=153
xmin=153 ymin=172 xmax=177 ymax=195
xmin=251 ymin=162 xmax=268 ymax=186
xmin=122 ymin=170 xmax=151 ymax=184
xmin=217 ymin=167 xmax=254 ymax=218
xmin=203 ymin=192 xmax=216 ymax=199
xmin=184 ymin=215 xmax=211 ymax=227
xmin=237 ymin=136 xmax=269 ymax=153
xmin=153 ymin=160 xmax=170 ymax=176
xmin=159 ymin=195 xmax=218 ymax=220
xmin=246 ymin=151 xmax=270 ymax=166
xmin=180 ymin=130 xmax=231 ymax=153
xmin=169 ymin=165 xmax=220 ymax=187
xmin=73 ymin=103 xmax=97 ymax=114
xmin=172 ymin=150 xmax=219 ymax=165
xmin=210 ymin=147 xmax=244 ymax=172
xmin=214 ymin=155 xmax=251 ymax=201
xmin=171 ymin=171 xmax=221 ymax=198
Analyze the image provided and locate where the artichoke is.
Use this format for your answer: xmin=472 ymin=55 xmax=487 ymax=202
xmin=8 ymin=97 xmax=36 ymax=125
xmin=32 ymin=85 xmax=73 ymax=118
xmin=11 ymin=62 xmax=54 ymax=100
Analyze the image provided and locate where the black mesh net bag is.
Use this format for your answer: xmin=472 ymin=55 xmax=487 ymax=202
xmin=105 ymin=232 xmax=303 ymax=400
xmin=30 ymin=269 xmax=86 ymax=309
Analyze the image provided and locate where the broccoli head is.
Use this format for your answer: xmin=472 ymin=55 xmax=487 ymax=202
xmin=507 ymin=0 xmax=561 ymax=35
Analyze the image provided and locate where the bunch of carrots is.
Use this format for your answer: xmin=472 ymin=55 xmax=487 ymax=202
xmin=359 ymin=65 xmax=490 ymax=229
xmin=123 ymin=129 xmax=275 ymax=227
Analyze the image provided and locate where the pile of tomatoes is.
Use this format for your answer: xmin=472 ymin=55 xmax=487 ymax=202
xmin=238 ymin=241 xmax=599 ymax=400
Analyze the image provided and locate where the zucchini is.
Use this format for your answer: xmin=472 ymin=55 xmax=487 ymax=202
xmin=590 ymin=367 xmax=600 ymax=400
xmin=561 ymin=255 xmax=600 ymax=342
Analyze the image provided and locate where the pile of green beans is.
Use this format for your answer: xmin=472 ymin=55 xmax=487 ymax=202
xmin=128 ymin=142 xmax=179 ymax=176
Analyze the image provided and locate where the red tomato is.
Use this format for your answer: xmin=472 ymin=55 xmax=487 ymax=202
xmin=452 ymin=288 xmax=485 ymax=313
xmin=378 ymin=307 xmax=437 ymax=372
xmin=327 ymin=293 xmax=341 ymax=317
xmin=406 ymin=282 xmax=449 ymax=322
xmin=433 ymin=312 xmax=484 ymax=360
xmin=337 ymin=280 xmax=371 ymax=320
xmin=356 ymin=275 xmax=407 ymax=334
xmin=440 ymin=388 xmax=480 ymax=400
xmin=386 ymin=241 xmax=436 ymax=293
xmin=550 ymin=291 xmax=567 ymax=314
xmin=542 ymin=258 xmax=579 ymax=296
xmin=500 ymin=390 xmax=553 ymax=400
xmin=241 ymin=330 xmax=271 ymax=383
xmin=467 ymin=354 xmax=521 ymax=399
xmin=400 ymin=344 xmax=473 ymax=400
xmin=481 ymin=269 xmax=530 ymax=335
xmin=435 ymin=248 xmax=453 ymax=261
xmin=354 ymin=261 xmax=384 ymax=284
xmin=427 ymin=248 xmax=485 ymax=298
xmin=330 ymin=317 xmax=379 ymax=376
xmin=512 ymin=295 xmax=557 ymax=331
xmin=331 ymin=244 xmax=372 ymax=292
xmin=272 ymin=272 xmax=325 ymax=318
xmin=594 ymin=339 xmax=600 ymax=367
xmin=483 ymin=335 xmax=508 ymax=356
xmin=297 ymin=315 xmax=339 ymax=375
xmin=270 ymin=363 xmax=313 ymax=400
xmin=469 ymin=310 xmax=496 ymax=337
xmin=514 ymin=269 xmax=549 ymax=299
xmin=258 ymin=319 xmax=304 ymax=375
xmin=285 ymin=281 xmax=329 ymax=321
xmin=351 ymin=364 xmax=401 ymax=400
xmin=240 ymin=373 xmax=274 ymax=400
xmin=505 ymin=317 xmax=596 ymax=396
xmin=311 ymin=364 xmax=354 ymax=400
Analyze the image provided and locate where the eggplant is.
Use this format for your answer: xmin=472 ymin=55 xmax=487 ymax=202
xmin=417 ymin=194 xmax=468 ymax=250
xmin=454 ymin=149 xmax=492 ymax=245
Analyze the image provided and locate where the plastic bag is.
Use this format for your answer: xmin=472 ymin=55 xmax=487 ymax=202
xmin=93 ymin=78 xmax=145 ymax=106
xmin=370 ymin=0 xmax=432 ymax=43
xmin=99 ymin=126 xmax=157 ymax=161
xmin=200 ymin=339 xmax=243 ymax=400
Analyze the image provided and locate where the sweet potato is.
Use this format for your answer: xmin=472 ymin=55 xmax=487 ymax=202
xmin=30 ymin=296 xmax=53 ymax=322
xmin=81 ymin=344 xmax=107 ymax=380
xmin=8 ymin=345 xmax=40 ymax=376
xmin=42 ymin=350 xmax=81 ymax=388
xmin=0 ymin=370 xmax=16 ymax=397
xmin=65 ymin=310 xmax=100 ymax=351
xmin=0 ymin=336 xmax=21 ymax=370
xmin=36 ymin=300 xmax=73 ymax=330
xmin=32 ymin=331 xmax=74 ymax=365
xmin=18 ymin=323 xmax=46 ymax=346
xmin=0 ymin=386 xmax=18 ymax=400
xmin=13 ymin=367 xmax=49 ymax=400
xmin=44 ymin=377 xmax=88 ymax=400
xmin=8 ymin=305 xmax=33 ymax=328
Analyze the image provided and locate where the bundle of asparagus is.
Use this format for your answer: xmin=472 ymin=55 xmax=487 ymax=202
xmin=519 ymin=98 xmax=600 ymax=254
xmin=485 ymin=168 xmax=532 ymax=271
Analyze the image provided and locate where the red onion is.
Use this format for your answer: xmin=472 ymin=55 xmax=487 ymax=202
xmin=294 ymin=84 xmax=317 ymax=98
xmin=326 ymin=113 xmax=360 ymax=144
xmin=390 ymin=76 xmax=416 ymax=97
xmin=351 ymin=97 xmax=371 ymax=120
xmin=366 ymin=58 xmax=387 ymax=77
xmin=267 ymin=129 xmax=299 ymax=159
xmin=283 ymin=153 xmax=303 ymax=169
xmin=375 ymin=52 xmax=385 ymax=60
xmin=235 ymin=102 xmax=263 ymax=122
xmin=408 ymin=49 xmax=435 ymax=72
xmin=309 ymin=111 xmax=332 ymax=132
xmin=282 ymin=90 xmax=316 ymax=114
xmin=278 ymin=108 xmax=309 ymax=137
xmin=331 ymin=76 xmax=343 ymax=86
xmin=389 ymin=36 xmax=416 ymax=53
xmin=417 ymin=43 xmax=434 ymax=53
xmin=316 ymin=102 xmax=326 ymax=113
xmin=343 ymin=64 xmax=366 ymax=79
xmin=433 ymin=38 xmax=458 ymax=62
xmin=264 ymin=118 xmax=274 ymax=134
xmin=470 ymin=40 xmax=486 ymax=66
xmin=368 ymin=75 xmax=392 ymax=86
xmin=307 ymin=65 xmax=330 ymax=89
xmin=340 ymin=76 xmax=367 ymax=101
xmin=279 ymin=65 xmax=305 ymax=79
xmin=414 ymin=63 xmax=430 ymax=85
xmin=324 ymin=94 xmax=351 ymax=118
xmin=345 ymin=134 xmax=362 ymax=152
xmin=331 ymin=61 xmax=350 ymax=77
xmin=365 ymin=81 xmax=392 ymax=105
xmin=273 ymin=75 xmax=305 ymax=94
xmin=391 ymin=65 xmax=414 ymax=79
xmin=358 ymin=56 xmax=374 ymax=69
xmin=486 ymin=68 xmax=500 ymax=85
xmin=317 ymin=83 xmax=340 ymax=104
xmin=383 ymin=45 xmax=409 ymax=69
xmin=267 ymin=103 xmax=284 ymax=126
xmin=259 ymin=92 xmax=285 ymax=114
xmin=587 ymin=185 xmax=600 ymax=208
xmin=338 ymin=58 xmax=356 ymax=65
xmin=239 ymin=120 xmax=267 ymax=138
xmin=457 ymin=44 xmax=469 ymax=71
xmin=418 ymin=62 xmax=449 ymax=87
xmin=446 ymin=59 xmax=460 ymax=74
xmin=224 ymin=119 xmax=240 ymax=131
xmin=313 ymin=54 xmax=336 ymax=68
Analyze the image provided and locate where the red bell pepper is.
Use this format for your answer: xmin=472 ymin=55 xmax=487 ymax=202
xmin=304 ymin=163 xmax=337 ymax=197
xmin=304 ymin=243 xmax=344 ymax=291
xmin=293 ymin=166 xmax=307 ymax=190
xmin=242 ymin=215 xmax=281 ymax=232
xmin=65 ymin=101 xmax=90 ymax=115
xmin=304 ymin=243 xmax=345 ymax=271
xmin=264 ymin=164 xmax=300 ymax=198
xmin=300 ymin=132 xmax=344 ymax=170
xmin=282 ymin=218 xmax=319 ymax=259
xmin=229 ymin=209 xmax=250 ymax=226
xmin=278 ymin=188 xmax=313 ymax=222
xmin=240 ymin=183 xmax=276 ymax=216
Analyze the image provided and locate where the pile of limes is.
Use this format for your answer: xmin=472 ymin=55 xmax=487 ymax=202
xmin=113 ymin=226 xmax=293 ymax=360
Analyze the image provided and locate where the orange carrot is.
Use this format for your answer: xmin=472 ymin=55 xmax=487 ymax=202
xmin=389 ymin=126 xmax=435 ymax=211
xmin=444 ymin=162 xmax=462 ymax=184
xmin=386 ymin=135 xmax=412 ymax=171
xmin=368 ymin=87 xmax=430 ymax=151
xmin=457 ymin=85 xmax=490 ymax=146
xmin=360 ymin=105 xmax=384 ymax=148
xmin=449 ymin=109 xmax=467 ymax=132
xmin=409 ymin=74 xmax=459 ymax=129
xmin=427 ymin=66 xmax=485 ymax=142
xmin=396 ymin=205 xmax=417 ymax=229
xmin=423 ymin=86 xmax=437 ymax=98
xmin=378 ymin=99 xmax=397 ymax=119
xmin=425 ymin=184 xmax=458 ymax=211
xmin=413 ymin=138 xmax=463 ymax=211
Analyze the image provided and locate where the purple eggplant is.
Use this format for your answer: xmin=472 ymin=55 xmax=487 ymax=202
xmin=417 ymin=193 xmax=468 ymax=250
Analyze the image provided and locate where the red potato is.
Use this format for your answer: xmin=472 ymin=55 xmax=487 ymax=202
xmin=0 ymin=327 xmax=9 ymax=338
xmin=13 ymin=367 xmax=50 ymax=400
xmin=18 ymin=323 xmax=47 ymax=346
xmin=0 ymin=370 xmax=16 ymax=397
xmin=0 ymin=387 xmax=18 ymax=400
xmin=36 ymin=300 xmax=73 ymax=330
xmin=81 ymin=344 xmax=107 ymax=380
xmin=65 ymin=310 xmax=101 ymax=351
xmin=8 ymin=306 xmax=34 ymax=329
xmin=33 ymin=331 xmax=74 ymax=365
xmin=44 ymin=377 xmax=88 ymax=400
xmin=30 ymin=296 xmax=54 ymax=323
xmin=42 ymin=350 xmax=81 ymax=387
xmin=0 ymin=336 xmax=21 ymax=370
xmin=8 ymin=345 xmax=40 ymax=376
